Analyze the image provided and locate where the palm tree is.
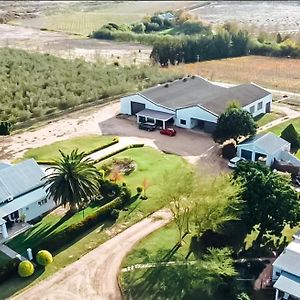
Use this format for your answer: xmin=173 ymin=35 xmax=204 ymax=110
xmin=44 ymin=149 xmax=100 ymax=212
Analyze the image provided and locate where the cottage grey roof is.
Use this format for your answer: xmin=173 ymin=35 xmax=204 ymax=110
xmin=273 ymin=249 xmax=300 ymax=277
xmin=136 ymin=109 xmax=174 ymax=121
xmin=140 ymin=76 xmax=270 ymax=115
xmin=237 ymin=132 xmax=290 ymax=154
xmin=0 ymin=159 xmax=45 ymax=204
xmin=0 ymin=186 xmax=47 ymax=218
xmin=274 ymin=271 xmax=300 ymax=297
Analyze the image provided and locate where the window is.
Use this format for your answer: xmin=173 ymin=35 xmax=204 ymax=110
xmin=257 ymin=101 xmax=263 ymax=110
xmin=38 ymin=199 xmax=48 ymax=206
xmin=250 ymin=106 xmax=255 ymax=114
xmin=180 ymin=119 xmax=186 ymax=125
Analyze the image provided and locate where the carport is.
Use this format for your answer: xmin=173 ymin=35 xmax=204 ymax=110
xmin=136 ymin=109 xmax=174 ymax=129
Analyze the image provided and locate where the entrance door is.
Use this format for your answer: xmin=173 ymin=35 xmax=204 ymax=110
xmin=131 ymin=102 xmax=145 ymax=115
xmin=266 ymin=102 xmax=271 ymax=113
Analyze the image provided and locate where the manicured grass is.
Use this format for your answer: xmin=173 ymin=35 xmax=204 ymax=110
xmin=22 ymin=135 xmax=116 ymax=162
xmin=263 ymin=117 xmax=300 ymax=158
xmin=6 ymin=202 xmax=106 ymax=256
xmin=0 ymin=147 xmax=191 ymax=298
xmin=0 ymin=252 xmax=11 ymax=266
xmin=122 ymin=221 xmax=193 ymax=268
xmin=263 ymin=117 xmax=300 ymax=136
xmin=254 ymin=112 xmax=283 ymax=128
xmin=96 ymin=147 xmax=191 ymax=223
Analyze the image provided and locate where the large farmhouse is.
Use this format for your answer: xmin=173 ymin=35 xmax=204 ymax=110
xmin=120 ymin=76 xmax=272 ymax=133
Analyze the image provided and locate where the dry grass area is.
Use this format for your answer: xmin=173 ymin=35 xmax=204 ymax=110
xmin=175 ymin=56 xmax=300 ymax=93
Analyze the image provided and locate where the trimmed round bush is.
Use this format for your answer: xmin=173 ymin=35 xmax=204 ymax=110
xmin=110 ymin=209 xmax=120 ymax=220
xmin=36 ymin=250 xmax=53 ymax=266
xmin=136 ymin=186 xmax=143 ymax=194
xmin=18 ymin=260 xmax=34 ymax=277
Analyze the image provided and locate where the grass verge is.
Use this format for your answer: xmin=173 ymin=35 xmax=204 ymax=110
xmin=0 ymin=146 xmax=191 ymax=299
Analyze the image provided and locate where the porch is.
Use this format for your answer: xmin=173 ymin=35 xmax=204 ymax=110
xmin=0 ymin=219 xmax=32 ymax=244
xmin=136 ymin=108 xmax=174 ymax=129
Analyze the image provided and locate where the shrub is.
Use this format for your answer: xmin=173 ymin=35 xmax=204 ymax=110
xmin=0 ymin=121 xmax=12 ymax=135
xmin=120 ymin=186 xmax=132 ymax=203
xmin=136 ymin=186 xmax=143 ymax=194
xmin=132 ymin=23 xmax=145 ymax=33
xmin=110 ymin=209 xmax=120 ymax=220
xmin=36 ymin=250 xmax=53 ymax=266
xmin=222 ymin=142 xmax=236 ymax=159
xmin=281 ymin=124 xmax=300 ymax=149
xmin=18 ymin=260 xmax=34 ymax=277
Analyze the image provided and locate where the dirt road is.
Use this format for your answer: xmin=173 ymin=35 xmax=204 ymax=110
xmin=11 ymin=209 xmax=172 ymax=300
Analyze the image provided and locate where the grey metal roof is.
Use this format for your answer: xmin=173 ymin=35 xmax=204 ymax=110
xmin=0 ymin=186 xmax=47 ymax=218
xmin=140 ymin=76 xmax=270 ymax=115
xmin=0 ymin=159 xmax=45 ymax=203
xmin=136 ymin=109 xmax=174 ymax=121
xmin=274 ymin=271 xmax=300 ymax=297
xmin=237 ymin=132 xmax=289 ymax=154
xmin=273 ymin=250 xmax=300 ymax=277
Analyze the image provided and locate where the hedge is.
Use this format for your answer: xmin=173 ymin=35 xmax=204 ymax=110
xmin=0 ymin=258 xmax=19 ymax=284
xmin=35 ymin=196 xmax=125 ymax=253
xmin=93 ymin=144 xmax=144 ymax=164
xmin=37 ymin=136 xmax=120 ymax=165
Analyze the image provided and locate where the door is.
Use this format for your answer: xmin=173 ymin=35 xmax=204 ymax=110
xmin=241 ymin=149 xmax=252 ymax=160
xmin=131 ymin=102 xmax=145 ymax=115
xmin=266 ymin=101 xmax=271 ymax=113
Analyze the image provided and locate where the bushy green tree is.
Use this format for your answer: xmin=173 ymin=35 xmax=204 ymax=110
xmin=131 ymin=23 xmax=145 ymax=33
xmin=280 ymin=123 xmax=300 ymax=149
xmin=213 ymin=107 xmax=257 ymax=143
xmin=233 ymin=161 xmax=300 ymax=243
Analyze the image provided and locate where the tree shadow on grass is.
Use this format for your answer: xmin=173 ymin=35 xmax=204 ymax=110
xmin=0 ymin=266 xmax=46 ymax=300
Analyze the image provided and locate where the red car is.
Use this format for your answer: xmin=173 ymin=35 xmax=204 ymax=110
xmin=160 ymin=128 xmax=176 ymax=136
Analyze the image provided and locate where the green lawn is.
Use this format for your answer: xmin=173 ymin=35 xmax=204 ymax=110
xmin=263 ymin=117 xmax=300 ymax=136
xmin=0 ymin=146 xmax=191 ymax=299
xmin=262 ymin=117 xmax=300 ymax=158
xmin=0 ymin=252 xmax=11 ymax=266
xmin=21 ymin=135 xmax=116 ymax=162
xmin=254 ymin=112 xmax=283 ymax=128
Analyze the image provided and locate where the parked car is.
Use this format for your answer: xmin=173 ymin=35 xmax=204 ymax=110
xmin=138 ymin=122 xmax=156 ymax=131
xmin=160 ymin=128 xmax=176 ymax=136
xmin=228 ymin=156 xmax=246 ymax=168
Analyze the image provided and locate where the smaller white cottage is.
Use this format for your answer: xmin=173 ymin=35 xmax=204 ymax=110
xmin=236 ymin=133 xmax=291 ymax=166
xmin=272 ymin=232 xmax=300 ymax=299
xmin=0 ymin=159 xmax=55 ymax=240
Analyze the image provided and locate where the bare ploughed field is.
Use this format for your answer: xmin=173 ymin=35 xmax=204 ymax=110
xmin=0 ymin=24 xmax=152 ymax=64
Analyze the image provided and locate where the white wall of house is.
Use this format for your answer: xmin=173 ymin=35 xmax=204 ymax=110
xmin=175 ymin=105 xmax=218 ymax=129
xmin=243 ymin=94 xmax=272 ymax=117
xmin=120 ymin=94 xmax=174 ymax=115
xmin=20 ymin=198 xmax=56 ymax=222
xmin=272 ymin=265 xmax=282 ymax=281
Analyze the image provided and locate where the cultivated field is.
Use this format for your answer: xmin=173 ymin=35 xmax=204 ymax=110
xmin=176 ymin=56 xmax=300 ymax=93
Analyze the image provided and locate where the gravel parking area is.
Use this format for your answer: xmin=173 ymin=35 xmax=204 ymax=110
xmin=99 ymin=115 xmax=228 ymax=174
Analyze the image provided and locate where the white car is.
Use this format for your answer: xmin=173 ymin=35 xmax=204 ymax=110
xmin=228 ymin=156 xmax=246 ymax=168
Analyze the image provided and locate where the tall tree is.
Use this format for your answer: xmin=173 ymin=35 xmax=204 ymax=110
xmin=213 ymin=106 xmax=257 ymax=144
xmin=233 ymin=161 xmax=300 ymax=244
xmin=44 ymin=149 xmax=100 ymax=211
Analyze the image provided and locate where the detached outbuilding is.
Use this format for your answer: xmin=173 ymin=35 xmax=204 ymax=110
xmin=120 ymin=76 xmax=272 ymax=132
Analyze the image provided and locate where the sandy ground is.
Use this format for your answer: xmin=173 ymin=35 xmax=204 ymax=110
xmin=0 ymin=24 xmax=151 ymax=64
xmin=11 ymin=209 xmax=172 ymax=300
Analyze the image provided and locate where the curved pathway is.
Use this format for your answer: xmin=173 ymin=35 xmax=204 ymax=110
xmin=11 ymin=209 xmax=172 ymax=300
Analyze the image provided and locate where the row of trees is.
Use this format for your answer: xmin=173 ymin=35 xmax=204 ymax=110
xmin=0 ymin=48 xmax=183 ymax=124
